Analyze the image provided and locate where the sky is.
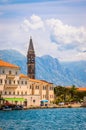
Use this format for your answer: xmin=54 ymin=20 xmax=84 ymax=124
xmin=0 ymin=0 xmax=86 ymax=61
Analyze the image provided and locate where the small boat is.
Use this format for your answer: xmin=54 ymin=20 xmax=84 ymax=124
xmin=14 ymin=105 xmax=23 ymax=110
xmin=3 ymin=106 xmax=12 ymax=111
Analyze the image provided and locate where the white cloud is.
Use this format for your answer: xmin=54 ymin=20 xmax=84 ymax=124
xmin=20 ymin=15 xmax=86 ymax=61
xmin=0 ymin=14 xmax=86 ymax=61
xmin=22 ymin=14 xmax=44 ymax=31
xmin=46 ymin=18 xmax=86 ymax=45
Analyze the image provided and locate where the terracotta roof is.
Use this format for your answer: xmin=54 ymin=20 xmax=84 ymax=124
xmin=66 ymin=87 xmax=86 ymax=92
xmin=0 ymin=59 xmax=20 ymax=69
xmin=77 ymin=88 xmax=86 ymax=92
xmin=19 ymin=74 xmax=29 ymax=79
xmin=29 ymin=78 xmax=43 ymax=83
xmin=40 ymin=80 xmax=53 ymax=84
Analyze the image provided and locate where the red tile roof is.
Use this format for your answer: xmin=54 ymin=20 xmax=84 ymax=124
xmin=0 ymin=59 xmax=20 ymax=69
xmin=19 ymin=74 xmax=29 ymax=79
xmin=77 ymin=88 xmax=86 ymax=92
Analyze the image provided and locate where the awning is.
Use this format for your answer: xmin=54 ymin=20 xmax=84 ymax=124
xmin=41 ymin=100 xmax=48 ymax=103
xmin=4 ymin=98 xmax=25 ymax=102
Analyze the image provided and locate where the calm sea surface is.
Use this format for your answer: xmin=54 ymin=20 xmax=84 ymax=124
xmin=0 ymin=108 xmax=86 ymax=130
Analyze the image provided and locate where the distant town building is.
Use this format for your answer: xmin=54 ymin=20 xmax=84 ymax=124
xmin=0 ymin=37 xmax=54 ymax=107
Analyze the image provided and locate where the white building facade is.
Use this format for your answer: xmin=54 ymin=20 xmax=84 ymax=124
xmin=0 ymin=59 xmax=54 ymax=107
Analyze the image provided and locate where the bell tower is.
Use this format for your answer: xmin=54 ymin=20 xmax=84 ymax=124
xmin=27 ymin=37 xmax=35 ymax=79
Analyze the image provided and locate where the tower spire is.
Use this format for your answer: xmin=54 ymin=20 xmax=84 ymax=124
xmin=28 ymin=36 xmax=34 ymax=52
xmin=27 ymin=36 xmax=35 ymax=79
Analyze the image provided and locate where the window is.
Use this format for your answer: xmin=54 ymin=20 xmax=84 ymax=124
xmin=15 ymin=71 xmax=18 ymax=75
xmin=2 ymin=70 xmax=5 ymax=74
xmin=14 ymin=80 xmax=15 ymax=84
xmin=36 ymin=86 xmax=39 ymax=89
xmin=17 ymin=80 xmax=19 ymax=84
xmin=5 ymin=80 xmax=7 ymax=84
xmin=50 ymin=95 xmax=53 ymax=98
xmin=9 ymin=92 xmax=11 ymax=95
xmin=5 ymin=91 xmax=7 ymax=95
xmin=25 ymin=81 xmax=27 ymax=85
xmin=0 ymin=79 xmax=2 ymax=84
xmin=30 ymin=85 xmax=32 ymax=89
xmin=13 ymin=91 xmax=15 ymax=95
xmin=9 ymin=70 xmax=12 ymax=75
xmin=33 ymin=100 xmax=35 ymax=103
xmin=17 ymin=91 xmax=19 ymax=95
xmin=21 ymin=91 xmax=23 ymax=95
xmin=43 ymin=86 xmax=46 ymax=90
xmin=50 ymin=87 xmax=53 ymax=90
xmin=21 ymin=81 xmax=23 ymax=84
xmin=9 ymin=80 xmax=11 ymax=84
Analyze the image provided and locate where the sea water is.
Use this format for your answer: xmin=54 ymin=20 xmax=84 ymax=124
xmin=0 ymin=108 xmax=86 ymax=130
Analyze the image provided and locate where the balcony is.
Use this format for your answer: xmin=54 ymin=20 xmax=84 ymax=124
xmin=4 ymin=84 xmax=18 ymax=89
xmin=6 ymin=74 xmax=15 ymax=79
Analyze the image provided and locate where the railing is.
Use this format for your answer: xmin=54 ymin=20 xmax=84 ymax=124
xmin=4 ymin=84 xmax=18 ymax=89
xmin=6 ymin=74 xmax=15 ymax=79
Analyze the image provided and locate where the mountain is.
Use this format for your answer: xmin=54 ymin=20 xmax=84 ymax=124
xmin=0 ymin=49 xmax=86 ymax=87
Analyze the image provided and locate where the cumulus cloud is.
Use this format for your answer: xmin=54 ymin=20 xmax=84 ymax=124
xmin=21 ymin=14 xmax=44 ymax=31
xmin=46 ymin=18 xmax=86 ymax=46
xmin=0 ymin=14 xmax=86 ymax=61
xmin=20 ymin=15 xmax=86 ymax=61
xmin=22 ymin=15 xmax=86 ymax=46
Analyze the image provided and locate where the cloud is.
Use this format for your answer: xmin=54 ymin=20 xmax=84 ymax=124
xmin=21 ymin=15 xmax=86 ymax=51
xmin=0 ymin=13 xmax=86 ymax=61
xmin=21 ymin=14 xmax=44 ymax=31
xmin=20 ymin=15 xmax=86 ymax=61
xmin=46 ymin=18 xmax=86 ymax=46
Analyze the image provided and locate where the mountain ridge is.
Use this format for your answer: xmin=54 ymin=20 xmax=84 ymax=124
xmin=0 ymin=49 xmax=86 ymax=87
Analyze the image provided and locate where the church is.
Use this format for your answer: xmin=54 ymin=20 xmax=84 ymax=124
xmin=0 ymin=37 xmax=54 ymax=107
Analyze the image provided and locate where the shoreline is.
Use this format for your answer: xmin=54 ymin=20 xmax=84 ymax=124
xmin=1 ymin=103 xmax=85 ymax=111
xmin=24 ymin=104 xmax=84 ymax=110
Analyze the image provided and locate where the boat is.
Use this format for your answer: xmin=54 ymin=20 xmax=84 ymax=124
xmin=2 ymin=106 xmax=12 ymax=111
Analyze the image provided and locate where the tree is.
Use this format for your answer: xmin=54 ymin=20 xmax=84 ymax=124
xmin=69 ymin=85 xmax=77 ymax=100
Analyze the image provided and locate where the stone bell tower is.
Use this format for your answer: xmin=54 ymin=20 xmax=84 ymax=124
xmin=27 ymin=37 xmax=35 ymax=79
